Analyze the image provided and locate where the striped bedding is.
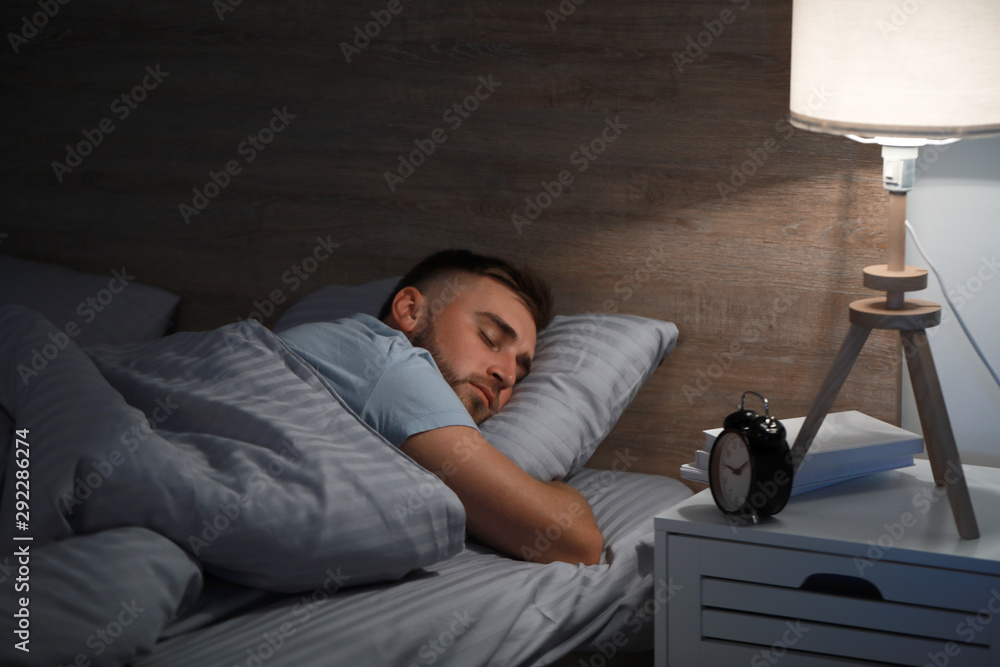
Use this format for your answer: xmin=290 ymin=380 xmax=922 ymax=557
xmin=137 ymin=468 xmax=691 ymax=666
xmin=0 ymin=304 xmax=691 ymax=666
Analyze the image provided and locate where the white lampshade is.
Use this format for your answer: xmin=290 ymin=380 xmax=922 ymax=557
xmin=790 ymin=0 xmax=1000 ymax=140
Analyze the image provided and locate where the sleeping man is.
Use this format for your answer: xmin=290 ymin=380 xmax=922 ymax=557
xmin=277 ymin=249 xmax=604 ymax=566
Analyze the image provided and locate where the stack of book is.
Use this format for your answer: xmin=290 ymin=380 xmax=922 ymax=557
xmin=680 ymin=410 xmax=924 ymax=495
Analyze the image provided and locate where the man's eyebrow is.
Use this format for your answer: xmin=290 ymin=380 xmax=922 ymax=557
xmin=477 ymin=311 xmax=533 ymax=377
xmin=477 ymin=311 xmax=518 ymax=341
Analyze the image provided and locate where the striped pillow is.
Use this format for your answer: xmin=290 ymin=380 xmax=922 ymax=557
xmin=481 ymin=314 xmax=678 ymax=480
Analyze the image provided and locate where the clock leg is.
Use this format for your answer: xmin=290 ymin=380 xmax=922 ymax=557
xmin=789 ymin=324 xmax=872 ymax=473
xmin=901 ymin=329 xmax=979 ymax=540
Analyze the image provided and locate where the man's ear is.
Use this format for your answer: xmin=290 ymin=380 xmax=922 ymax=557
xmin=387 ymin=286 xmax=425 ymax=334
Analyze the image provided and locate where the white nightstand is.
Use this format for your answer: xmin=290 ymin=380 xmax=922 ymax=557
xmin=654 ymin=460 xmax=1000 ymax=666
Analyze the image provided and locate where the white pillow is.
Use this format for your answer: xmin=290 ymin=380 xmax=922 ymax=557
xmin=274 ymin=279 xmax=678 ymax=479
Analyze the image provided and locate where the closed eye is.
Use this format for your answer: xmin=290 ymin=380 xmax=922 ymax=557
xmin=480 ymin=330 xmax=498 ymax=351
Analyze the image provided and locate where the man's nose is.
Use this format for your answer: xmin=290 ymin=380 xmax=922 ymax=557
xmin=489 ymin=356 xmax=516 ymax=389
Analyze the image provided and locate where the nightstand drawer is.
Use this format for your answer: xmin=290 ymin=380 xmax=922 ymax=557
xmin=703 ymin=578 xmax=976 ymax=639
xmin=666 ymin=535 xmax=1000 ymax=665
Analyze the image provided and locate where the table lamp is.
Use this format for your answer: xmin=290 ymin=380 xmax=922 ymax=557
xmin=786 ymin=0 xmax=1000 ymax=539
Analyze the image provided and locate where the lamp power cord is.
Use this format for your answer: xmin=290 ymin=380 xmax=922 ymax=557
xmin=905 ymin=219 xmax=1000 ymax=391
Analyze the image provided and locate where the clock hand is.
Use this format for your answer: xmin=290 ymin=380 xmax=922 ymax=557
xmin=732 ymin=460 xmax=751 ymax=474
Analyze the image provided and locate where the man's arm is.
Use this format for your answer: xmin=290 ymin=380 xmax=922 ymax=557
xmin=400 ymin=425 xmax=604 ymax=566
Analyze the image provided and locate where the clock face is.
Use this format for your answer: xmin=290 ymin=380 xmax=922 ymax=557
xmin=711 ymin=431 xmax=753 ymax=512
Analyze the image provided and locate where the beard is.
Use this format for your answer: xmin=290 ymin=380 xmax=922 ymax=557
xmin=410 ymin=318 xmax=498 ymax=425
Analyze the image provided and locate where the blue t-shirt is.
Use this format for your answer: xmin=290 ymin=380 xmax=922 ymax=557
xmin=277 ymin=314 xmax=477 ymax=446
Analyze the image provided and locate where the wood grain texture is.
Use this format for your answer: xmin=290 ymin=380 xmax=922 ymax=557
xmin=901 ymin=329 xmax=979 ymax=539
xmin=0 ymin=0 xmax=900 ymax=485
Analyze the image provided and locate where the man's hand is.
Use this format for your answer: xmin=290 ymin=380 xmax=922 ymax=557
xmin=400 ymin=425 xmax=604 ymax=565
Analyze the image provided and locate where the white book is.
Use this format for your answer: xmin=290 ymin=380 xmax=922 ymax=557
xmin=682 ymin=410 xmax=923 ymax=494
xmin=680 ymin=462 xmax=708 ymax=484
xmin=678 ymin=461 xmax=904 ymax=496
xmin=703 ymin=410 xmax=923 ymax=465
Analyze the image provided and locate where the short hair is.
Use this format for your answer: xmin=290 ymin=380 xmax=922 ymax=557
xmin=377 ymin=249 xmax=554 ymax=332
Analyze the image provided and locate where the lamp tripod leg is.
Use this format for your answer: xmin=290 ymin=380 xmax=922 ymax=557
xmin=900 ymin=329 xmax=980 ymax=540
xmin=789 ymin=324 xmax=872 ymax=473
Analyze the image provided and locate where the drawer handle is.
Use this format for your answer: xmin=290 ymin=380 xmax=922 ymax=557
xmin=800 ymin=573 xmax=883 ymax=600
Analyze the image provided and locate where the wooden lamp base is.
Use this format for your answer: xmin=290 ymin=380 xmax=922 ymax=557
xmin=787 ymin=192 xmax=979 ymax=540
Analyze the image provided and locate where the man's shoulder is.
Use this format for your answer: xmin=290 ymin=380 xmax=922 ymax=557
xmin=278 ymin=314 xmax=439 ymax=376
xmin=278 ymin=313 xmax=403 ymax=345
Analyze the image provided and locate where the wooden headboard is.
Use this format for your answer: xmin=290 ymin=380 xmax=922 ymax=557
xmin=1 ymin=0 xmax=899 ymax=485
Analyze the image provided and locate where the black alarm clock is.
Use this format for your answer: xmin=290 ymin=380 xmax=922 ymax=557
xmin=708 ymin=391 xmax=793 ymax=524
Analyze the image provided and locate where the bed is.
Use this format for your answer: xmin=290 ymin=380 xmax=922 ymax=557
xmin=0 ymin=256 xmax=692 ymax=666
xmin=0 ymin=0 xmax=907 ymax=662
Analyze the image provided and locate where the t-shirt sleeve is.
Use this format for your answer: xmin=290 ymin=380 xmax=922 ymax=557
xmin=277 ymin=319 xmax=477 ymax=447
xmin=361 ymin=349 xmax=477 ymax=446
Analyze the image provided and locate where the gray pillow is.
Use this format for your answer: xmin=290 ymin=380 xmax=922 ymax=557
xmin=273 ymin=279 xmax=678 ymax=480
xmin=273 ymin=276 xmax=399 ymax=332
xmin=0 ymin=527 xmax=202 ymax=667
xmin=481 ymin=313 xmax=678 ymax=480
xmin=0 ymin=255 xmax=180 ymax=347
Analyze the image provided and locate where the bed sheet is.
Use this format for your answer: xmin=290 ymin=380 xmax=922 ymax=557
xmin=135 ymin=467 xmax=692 ymax=667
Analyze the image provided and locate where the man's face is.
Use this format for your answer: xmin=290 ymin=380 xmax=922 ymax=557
xmin=411 ymin=275 xmax=538 ymax=424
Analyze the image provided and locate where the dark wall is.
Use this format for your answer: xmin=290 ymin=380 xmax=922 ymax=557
xmin=0 ymin=0 xmax=899 ymax=480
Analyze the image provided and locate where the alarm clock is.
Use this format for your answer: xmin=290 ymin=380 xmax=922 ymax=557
xmin=708 ymin=391 xmax=793 ymax=523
